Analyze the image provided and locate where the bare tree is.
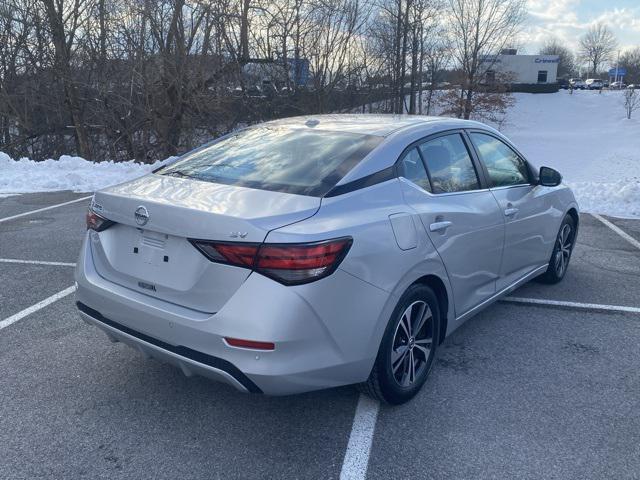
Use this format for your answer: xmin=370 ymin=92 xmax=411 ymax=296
xmin=1 ymin=0 xmax=446 ymax=162
xmin=539 ymin=38 xmax=577 ymax=78
xmin=421 ymin=34 xmax=450 ymax=115
xmin=619 ymin=47 xmax=640 ymax=84
xmin=623 ymin=87 xmax=640 ymax=120
xmin=447 ymin=0 xmax=526 ymax=119
xmin=579 ymin=23 xmax=617 ymax=75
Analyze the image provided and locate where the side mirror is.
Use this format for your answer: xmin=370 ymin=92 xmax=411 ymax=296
xmin=538 ymin=166 xmax=562 ymax=187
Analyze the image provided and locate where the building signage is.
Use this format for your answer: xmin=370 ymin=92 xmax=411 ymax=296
xmin=535 ymin=58 xmax=559 ymax=63
xmin=608 ymin=67 xmax=627 ymax=77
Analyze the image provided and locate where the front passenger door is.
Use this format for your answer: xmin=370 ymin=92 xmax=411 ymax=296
xmin=468 ymin=131 xmax=553 ymax=290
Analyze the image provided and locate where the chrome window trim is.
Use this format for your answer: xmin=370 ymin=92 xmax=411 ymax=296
xmin=398 ymin=177 xmax=491 ymax=197
xmin=489 ymin=183 xmax=536 ymax=192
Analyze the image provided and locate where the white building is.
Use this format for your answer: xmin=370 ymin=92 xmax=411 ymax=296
xmin=480 ymin=52 xmax=560 ymax=85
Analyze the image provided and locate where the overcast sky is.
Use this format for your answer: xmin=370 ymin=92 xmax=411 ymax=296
xmin=520 ymin=0 xmax=640 ymax=54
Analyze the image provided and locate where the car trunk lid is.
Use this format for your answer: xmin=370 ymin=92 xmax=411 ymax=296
xmin=89 ymin=174 xmax=320 ymax=313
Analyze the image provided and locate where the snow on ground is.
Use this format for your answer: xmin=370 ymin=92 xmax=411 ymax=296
xmin=0 ymin=89 xmax=638 ymax=218
xmin=500 ymin=90 xmax=640 ymax=219
xmin=0 ymin=153 xmax=165 ymax=195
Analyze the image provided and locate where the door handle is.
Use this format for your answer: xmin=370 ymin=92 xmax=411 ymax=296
xmin=504 ymin=207 xmax=519 ymax=217
xmin=429 ymin=221 xmax=452 ymax=233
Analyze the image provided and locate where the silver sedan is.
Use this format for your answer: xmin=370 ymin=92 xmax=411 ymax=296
xmin=75 ymin=115 xmax=579 ymax=404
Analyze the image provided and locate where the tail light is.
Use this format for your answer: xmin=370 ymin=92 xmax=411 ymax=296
xmin=86 ymin=209 xmax=115 ymax=232
xmin=192 ymin=242 xmax=259 ymax=267
xmin=189 ymin=237 xmax=352 ymax=285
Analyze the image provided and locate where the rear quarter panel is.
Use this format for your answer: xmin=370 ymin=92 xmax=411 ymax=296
xmin=266 ymin=179 xmax=454 ymax=360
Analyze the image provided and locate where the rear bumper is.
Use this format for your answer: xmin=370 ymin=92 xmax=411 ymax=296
xmin=75 ymin=234 xmax=393 ymax=395
xmin=76 ymin=301 xmax=261 ymax=393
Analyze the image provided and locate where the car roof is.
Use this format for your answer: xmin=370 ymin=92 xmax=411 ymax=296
xmin=266 ymin=114 xmax=497 ymax=186
xmin=259 ymin=114 xmax=483 ymax=137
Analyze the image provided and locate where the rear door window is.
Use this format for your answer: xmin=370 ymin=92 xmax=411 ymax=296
xmin=469 ymin=133 xmax=530 ymax=187
xmin=157 ymin=127 xmax=382 ymax=196
xmin=418 ymin=134 xmax=480 ymax=193
xmin=399 ymin=148 xmax=431 ymax=192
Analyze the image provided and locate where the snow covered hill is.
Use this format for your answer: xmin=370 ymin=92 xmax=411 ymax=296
xmin=1 ymin=90 xmax=638 ymax=218
xmin=501 ymin=90 xmax=639 ymax=219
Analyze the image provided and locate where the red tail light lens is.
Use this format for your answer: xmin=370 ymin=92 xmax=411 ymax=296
xmin=190 ymin=242 xmax=260 ymax=267
xmin=189 ymin=237 xmax=352 ymax=285
xmin=224 ymin=337 xmax=275 ymax=350
xmin=86 ymin=210 xmax=115 ymax=232
xmin=256 ymin=239 xmax=352 ymax=285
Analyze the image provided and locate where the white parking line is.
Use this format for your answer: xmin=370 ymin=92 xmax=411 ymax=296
xmin=503 ymin=296 xmax=640 ymax=314
xmin=340 ymin=394 xmax=380 ymax=480
xmin=0 ymin=286 xmax=76 ymax=331
xmin=592 ymin=213 xmax=640 ymax=250
xmin=0 ymin=195 xmax=92 ymax=224
xmin=0 ymin=258 xmax=76 ymax=267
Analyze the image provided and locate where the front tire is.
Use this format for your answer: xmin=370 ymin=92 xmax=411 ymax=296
xmin=360 ymin=284 xmax=440 ymax=405
xmin=538 ymin=214 xmax=576 ymax=284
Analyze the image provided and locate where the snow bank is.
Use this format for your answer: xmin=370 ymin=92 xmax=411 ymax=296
xmin=501 ymin=90 xmax=640 ymax=219
xmin=0 ymin=153 xmax=166 ymax=194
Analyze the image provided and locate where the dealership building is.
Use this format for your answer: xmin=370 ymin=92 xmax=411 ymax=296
xmin=481 ymin=50 xmax=560 ymax=85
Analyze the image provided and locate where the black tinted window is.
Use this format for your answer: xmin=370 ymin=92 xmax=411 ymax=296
xmin=470 ymin=133 xmax=530 ymax=187
xmin=399 ymin=148 xmax=431 ymax=192
xmin=418 ymin=134 xmax=479 ymax=193
xmin=158 ymin=127 xmax=382 ymax=196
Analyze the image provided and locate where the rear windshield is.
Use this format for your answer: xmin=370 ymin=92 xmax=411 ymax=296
xmin=157 ymin=126 xmax=382 ymax=196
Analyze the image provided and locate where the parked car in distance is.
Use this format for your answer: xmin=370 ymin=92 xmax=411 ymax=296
xmin=569 ymin=78 xmax=586 ymax=89
xmin=627 ymin=84 xmax=637 ymax=90
xmin=610 ymin=81 xmax=626 ymax=89
xmin=76 ymin=115 xmax=579 ymax=405
xmin=585 ymin=79 xmax=603 ymax=90
xmin=558 ymin=78 xmax=569 ymax=89
xmin=245 ymin=85 xmax=265 ymax=98
xmin=260 ymin=79 xmax=278 ymax=97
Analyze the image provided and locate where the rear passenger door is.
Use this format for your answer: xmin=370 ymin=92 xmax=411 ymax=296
xmin=398 ymin=131 xmax=505 ymax=318
xmin=467 ymin=131 xmax=552 ymax=290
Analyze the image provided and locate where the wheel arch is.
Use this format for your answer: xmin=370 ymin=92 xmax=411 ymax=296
xmin=410 ymin=274 xmax=449 ymax=345
xmin=566 ymin=206 xmax=579 ymax=231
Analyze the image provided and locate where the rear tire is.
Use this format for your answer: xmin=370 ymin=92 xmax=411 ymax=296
xmin=360 ymin=284 xmax=440 ymax=405
xmin=538 ymin=214 xmax=576 ymax=284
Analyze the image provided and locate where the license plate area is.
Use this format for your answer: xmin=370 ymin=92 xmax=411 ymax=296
xmin=135 ymin=229 xmax=169 ymax=267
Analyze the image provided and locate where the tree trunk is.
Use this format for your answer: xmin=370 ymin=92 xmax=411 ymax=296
xmin=40 ymin=0 xmax=92 ymax=159
xmin=240 ymin=0 xmax=251 ymax=61
xmin=463 ymin=88 xmax=473 ymax=119
xmin=408 ymin=22 xmax=418 ymax=114
xmin=398 ymin=0 xmax=412 ymax=114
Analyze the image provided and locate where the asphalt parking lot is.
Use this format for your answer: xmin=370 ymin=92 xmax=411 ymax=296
xmin=1 ymin=192 xmax=639 ymax=480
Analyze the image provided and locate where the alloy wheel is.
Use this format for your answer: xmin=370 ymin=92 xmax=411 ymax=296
xmin=554 ymin=223 xmax=573 ymax=277
xmin=391 ymin=300 xmax=434 ymax=387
